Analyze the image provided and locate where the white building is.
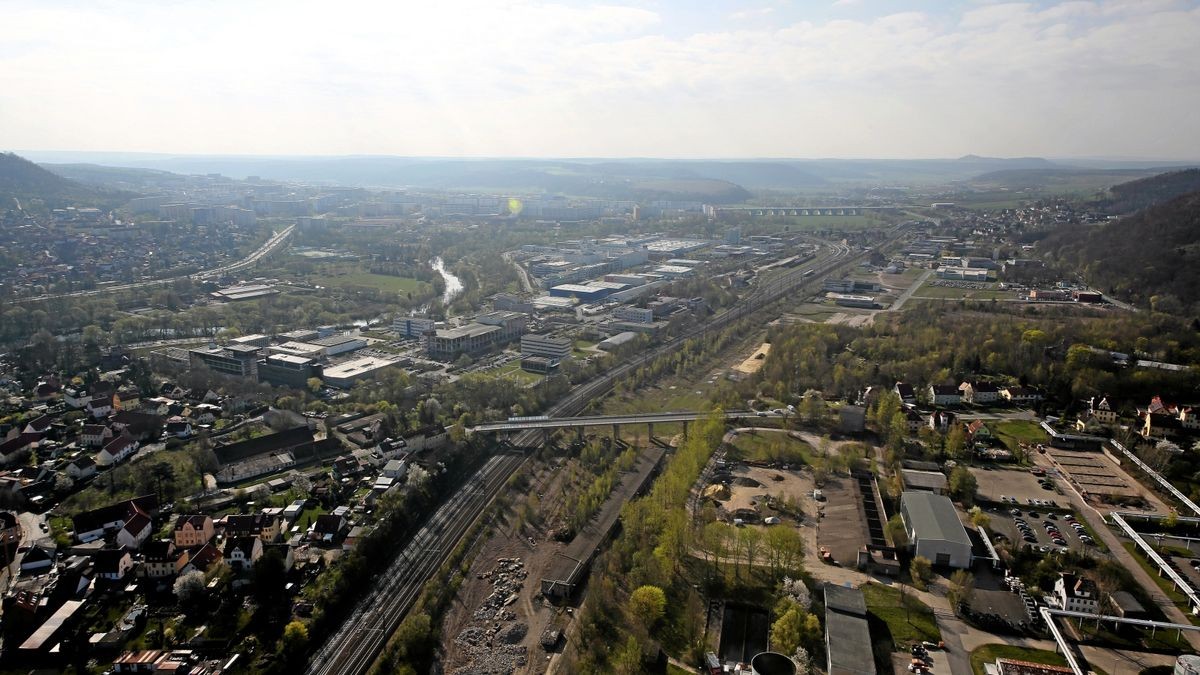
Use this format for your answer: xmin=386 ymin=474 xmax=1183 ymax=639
xmin=393 ymin=317 xmax=436 ymax=338
xmin=900 ymin=491 xmax=972 ymax=569
xmin=520 ymin=334 xmax=572 ymax=361
xmin=1054 ymin=573 xmax=1099 ymax=613
xmin=612 ymin=306 xmax=654 ymax=324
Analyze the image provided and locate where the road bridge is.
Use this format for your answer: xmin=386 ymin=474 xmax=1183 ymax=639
xmin=711 ymin=205 xmax=891 ymax=218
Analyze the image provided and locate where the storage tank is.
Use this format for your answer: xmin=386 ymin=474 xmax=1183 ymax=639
xmin=1176 ymin=654 xmax=1200 ymax=675
xmin=750 ymin=652 xmax=797 ymax=675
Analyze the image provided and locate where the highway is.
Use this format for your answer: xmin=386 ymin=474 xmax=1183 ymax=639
xmin=6 ymin=224 xmax=295 ymax=305
xmin=305 ymin=228 xmax=905 ymax=674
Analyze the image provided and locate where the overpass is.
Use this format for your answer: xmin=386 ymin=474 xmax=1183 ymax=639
xmin=468 ymin=409 xmax=780 ymax=434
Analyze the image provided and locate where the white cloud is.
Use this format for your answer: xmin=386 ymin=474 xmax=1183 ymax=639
xmin=0 ymin=0 xmax=1197 ymax=158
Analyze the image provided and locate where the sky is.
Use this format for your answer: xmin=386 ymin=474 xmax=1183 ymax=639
xmin=2 ymin=0 xmax=1199 ymax=159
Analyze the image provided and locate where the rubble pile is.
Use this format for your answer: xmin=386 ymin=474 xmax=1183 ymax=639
xmin=452 ymin=558 xmax=529 ymax=675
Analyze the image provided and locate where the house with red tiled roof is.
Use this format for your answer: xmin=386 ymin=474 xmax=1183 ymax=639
xmin=97 ymin=434 xmax=138 ymax=467
xmin=117 ymin=511 xmax=153 ymax=550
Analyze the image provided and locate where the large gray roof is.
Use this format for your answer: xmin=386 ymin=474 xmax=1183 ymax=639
xmin=901 ymin=491 xmax=971 ymax=546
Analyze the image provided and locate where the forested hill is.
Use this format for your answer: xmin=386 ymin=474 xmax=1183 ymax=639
xmin=1096 ymin=168 xmax=1200 ymax=214
xmin=1040 ymin=185 xmax=1200 ymax=314
xmin=0 ymin=152 xmax=126 ymax=209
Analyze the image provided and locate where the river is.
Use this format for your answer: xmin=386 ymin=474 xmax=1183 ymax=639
xmin=432 ymin=257 xmax=464 ymax=304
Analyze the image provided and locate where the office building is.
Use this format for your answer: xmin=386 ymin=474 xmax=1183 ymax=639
xmin=520 ymin=334 xmax=572 ymax=361
xmin=188 ymin=345 xmax=260 ymax=378
xmin=257 ymin=355 xmax=323 ymax=388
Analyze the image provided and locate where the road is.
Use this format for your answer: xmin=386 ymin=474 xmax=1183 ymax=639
xmin=7 ymin=224 xmax=295 ymax=305
xmin=889 ymin=268 xmax=933 ymax=311
xmin=307 ymin=229 xmax=905 ymax=674
xmin=503 ymin=251 xmax=535 ymax=293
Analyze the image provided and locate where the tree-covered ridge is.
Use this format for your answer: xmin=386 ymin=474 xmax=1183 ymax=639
xmin=753 ymin=303 xmax=1200 ymax=410
xmin=1040 ymin=186 xmax=1200 ymax=314
xmin=0 ymin=151 xmax=128 ymax=208
xmin=1097 ymin=168 xmax=1200 ymax=214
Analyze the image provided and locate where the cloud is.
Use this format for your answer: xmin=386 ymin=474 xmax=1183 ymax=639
xmin=0 ymin=0 xmax=1197 ymax=158
xmin=730 ymin=6 xmax=775 ymax=20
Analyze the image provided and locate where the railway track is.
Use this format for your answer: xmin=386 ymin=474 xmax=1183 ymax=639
xmin=306 ymin=229 xmax=904 ymax=674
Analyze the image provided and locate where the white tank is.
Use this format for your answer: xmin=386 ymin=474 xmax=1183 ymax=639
xmin=1176 ymin=654 xmax=1200 ymax=675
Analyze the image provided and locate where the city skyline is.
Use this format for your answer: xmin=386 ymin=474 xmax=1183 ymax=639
xmin=2 ymin=0 xmax=1200 ymax=159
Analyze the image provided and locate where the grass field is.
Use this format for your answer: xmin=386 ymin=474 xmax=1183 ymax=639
xmin=491 ymin=359 xmax=544 ymax=385
xmin=728 ymin=431 xmax=815 ymax=465
xmin=992 ymin=420 xmax=1049 ymax=451
xmin=861 ymin=582 xmax=941 ymax=648
xmin=968 ymin=644 xmax=1067 ymax=675
xmin=311 ymin=271 xmax=429 ymax=294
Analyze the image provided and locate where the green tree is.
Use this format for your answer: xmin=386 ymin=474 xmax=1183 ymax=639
xmin=770 ymin=608 xmax=805 ymax=656
xmin=280 ymin=620 xmax=308 ymax=661
xmin=948 ymin=570 xmax=975 ymax=610
xmin=628 ymin=584 xmax=667 ymax=630
xmin=948 ymin=465 xmax=978 ymax=506
xmin=885 ymin=515 xmax=909 ymax=547
xmin=307 ymin=377 xmax=323 ymax=394
xmin=946 ymin=423 xmax=967 ymax=459
xmin=910 ymin=556 xmax=933 ymax=590
xmin=968 ymin=505 xmax=990 ymax=528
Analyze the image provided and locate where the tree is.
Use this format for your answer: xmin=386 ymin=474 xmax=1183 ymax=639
xmin=946 ymin=424 xmax=967 ymax=459
xmin=280 ymin=620 xmax=309 ymax=661
xmin=969 ymin=505 xmax=990 ymax=529
xmin=770 ymin=608 xmax=805 ymax=656
xmin=948 ymin=465 xmax=978 ymax=506
xmin=173 ymin=570 xmax=207 ymax=607
xmin=306 ymin=377 xmax=323 ymax=394
xmin=948 ymin=570 xmax=975 ymax=610
xmin=1164 ymin=510 xmax=1179 ymax=530
xmin=628 ymin=585 xmax=667 ymax=630
xmin=253 ymin=550 xmax=287 ymax=609
xmin=885 ymin=515 xmax=909 ymax=547
xmin=910 ymin=556 xmax=933 ymax=590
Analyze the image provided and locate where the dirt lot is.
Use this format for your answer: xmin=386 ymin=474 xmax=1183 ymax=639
xmin=720 ymin=465 xmax=814 ymax=521
xmin=816 ymin=474 xmax=870 ymax=566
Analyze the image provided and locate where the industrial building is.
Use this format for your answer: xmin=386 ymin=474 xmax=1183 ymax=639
xmin=612 ymin=306 xmax=654 ymax=324
xmin=936 ymin=266 xmax=989 ymax=281
xmin=597 ymin=331 xmax=637 ymax=351
xmin=520 ymin=334 xmax=572 ymax=360
xmin=823 ymin=584 xmax=875 ymax=675
xmin=393 ymin=317 xmax=436 ymax=338
xmin=257 ymin=354 xmax=323 ymax=388
xmin=827 ymin=293 xmax=877 ymax=309
xmin=549 ymin=283 xmax=611 ymax=302
xmin=310 ymin=334 xmax=367 ymax=356
xmin=425 ymin=313 xmax=524 ymax=360
xmin=188 ymin=345 xmax=260 ymax=378
xmin=899 ymin=491 xmax=973 ymax=568
xmin=322 ymin=356 xmax=402 ymax=388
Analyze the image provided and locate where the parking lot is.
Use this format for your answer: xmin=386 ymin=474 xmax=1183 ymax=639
xmin=971 ymin=466 xmax=1065 ymax=507
xmin=1045 ymin=449 xmax=1141 ymax=499
xmin=815 ymin=474 xmax=869 ymax=566
xmin=990 ymin=508 xmax=1098 ymax=555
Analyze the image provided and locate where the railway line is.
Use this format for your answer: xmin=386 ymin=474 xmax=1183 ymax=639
xmin=306 ymin=227 xmax=905 ymax=674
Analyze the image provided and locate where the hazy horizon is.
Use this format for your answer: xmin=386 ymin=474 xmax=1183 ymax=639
xmin=4 ymin=1 xmax=1199 ymax=159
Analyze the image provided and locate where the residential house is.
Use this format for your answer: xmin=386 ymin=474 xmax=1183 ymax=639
xmin=110 ymin=411 xmax=164 ymax=442
xmin=1088 ymin=396 xmax=1119 ymax=425
xmin=928 ymin=384 xmax=962 ymax=407
xmin=97 ymin=434 xmax=138 ymax=467
xmin=163 ymin=416 xmax=193 ymax=439
xmin=1054 ymin=573 xmax=1099 ymax=614
xmin=64 ymin=388 xmax=93 ymax=409
xmin=22 ymin=415 xmax=54 ymax=436
xmin=964 ymin=420 xmax=993 ymax=444
xmin=223 ymin=536 xmax=263 ymax=571
xmin=20 ymin=544 xmax=55 ymax=573
xmin=181 ymin=542 xmax=222 ymax=575
xmin=1000 ymin=386 xmax=1043 ymax=405
xmin=894 ymin=382 xmax=917 ymax=406
xmin=87 ymin=393 xmax=117 ymax=419
xmin=0 ymin=433 xmax=38 ymax=466
xmin=381 ymin=459 xmax=407 ymax=480
xmin=71 ymin=495 xmax=157 ymax=543
xmin=117 ymin=511 xmax=153 ymax=550
xmin=903 ymin=408 xmax=924 ymax=434
xmin=310 ymin=513 xmax=347 ymax=544
xmin=1140 ymin=396 xmax=1200 ymax=439
xmin=140 ymin=541 xmax=188 ymax=578
xmin=172 ymin=515 xmax=215 ymax=548
xmin=95 ymin=548 xmax=135 ymax=581
xmin=263 ymin=541 xmax=295 ymax=571
xmin=225 ymin=513 xmax=281 ymax=543
xmin=959 ymin=381 xmax=1000 ymax=404
xmin=81 ymin=424 xmax=113 ymax=448
xmin=66 ymin=456 xmax=98 ymax=481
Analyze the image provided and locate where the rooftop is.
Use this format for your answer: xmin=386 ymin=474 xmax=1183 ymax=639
xmin=323 ymin=356 xmax=401 ymax=379
xmin=901 ymin=491 xmax=971 ymax=547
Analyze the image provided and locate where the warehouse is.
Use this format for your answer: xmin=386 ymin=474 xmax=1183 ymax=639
xmin=549 ymin=283 xmax=610 ymax=302
xmin=311 ymin=334 xmax=367 ymax=356
xmin=900 ymin=491 xmax=973 ymax=569
xmin=827 ymin=293 xmax=877 ymax=309
xmin=322 ymin=356 xmax=402 ymax=388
